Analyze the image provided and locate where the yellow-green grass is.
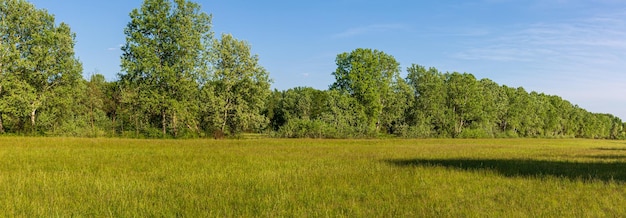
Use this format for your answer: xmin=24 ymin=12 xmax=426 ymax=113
xmin=1 ymin=138 xmax=626 ymax=216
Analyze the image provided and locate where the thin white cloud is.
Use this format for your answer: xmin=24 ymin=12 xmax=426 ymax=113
xmin=333 ymin=24 xmax=409 ymax=38
xmin=106 ymin=44 xmax=124 ymax=51
xmin=455 ymin=12 xmax=626 ymax=68
xmin=452 ymin=12 xmax=626 ymax=118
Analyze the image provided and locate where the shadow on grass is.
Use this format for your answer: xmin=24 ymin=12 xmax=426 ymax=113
xmin=596 ymin=147 xmax=626 ymax=151
xmin=385 ymin=158 xmax=626 ymax=183
xmin=583 ymin=155 xmax=626 ymax=160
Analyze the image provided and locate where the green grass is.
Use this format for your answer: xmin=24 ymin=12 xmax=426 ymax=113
xmin=1 ymin=138 xmax=626 ymax=216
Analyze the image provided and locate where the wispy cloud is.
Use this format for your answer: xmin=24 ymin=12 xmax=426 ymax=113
xmin=106 ymin=44 xmax=124 ymax=51
xmin=454 ymin=12 xmax=626 ymax=64
xmin=452 ymin=12 xmax=626 ymax=118
xmin=333 ymin=24 xmax=409 ymax=38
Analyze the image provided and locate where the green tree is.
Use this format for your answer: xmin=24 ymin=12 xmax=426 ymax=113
xmin=445 ymin=72 xmax=484 ymax=137
xmin=519 ymin=91 xmax=542 ymax=137
xmin=0 ymin=0 xmax=83 ymax=134
xmin=204 ymin=33 xmax=271 ymax=136
xmin=331 ymin=48 xmax=401 ymax=133
xmin=101 ymin=80 xmax=123 ymax=136
xmin=381 ymin=76 xmax=413 ymax=135
xmin=264 ymin=89 xmax=286 ymax=131
xmin=0 ymin=73 xmax=32 ymax=133
xmin=120 ymin=0 xmax=212 ymax=137
xmin=319 ymin=90 xmax=369 ymax=137
xmin=271 ymin=87 xmax=328 ymax=138
xmin=406 ymin=65 xmax=450 ymax=137
xmin=478 ymin=78 xmax=508 ymax=137
xmin=609 ymin=116 xmax=623 ymax=139
xmin=79 ymin=73 xmax=114 ymax=137
xmin=278 ymin=87 xmax=328 ymax=122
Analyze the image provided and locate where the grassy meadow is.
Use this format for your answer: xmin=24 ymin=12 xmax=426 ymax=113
xmin=1 ymin=137 xmax=626 ymax=216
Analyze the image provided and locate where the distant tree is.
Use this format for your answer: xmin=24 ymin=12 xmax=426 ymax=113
xmin=0 ymin=0 xmax=83 ymax=134
xmin=77 ymin=73 xmax=117 ymax=136
xmin=478 ymin=78 xmax=508 ymax=137
xmin=102 ymin=80 xmax=123 ymax=136
xmin=271 ymin=87 xmax=330 ymax=138
xmin=331 ymin=48 xmax=401 ymax=133
xmin=524 ymin=92 xmax=544 ymax=137
xmin=381 ymin=76 xmax=413 ymax=135
xmin=279 ymin=87 xmax=328 ymax=123
xmin=120 ymin=0 xmax=212 ymax=137
xmin=406 ymin=65 xmax=449 ymax=137
xmin=540 ymin=94 xmax=563 ymax=137
xmin=203 ymin=33 xmax=271 ymax=135
xmin=263 ymin=89 xmax=285 ymax=131
xmin=558 ymin=99 xmax=579 ymax=137
xmin=445 ymin=72 xmax=483 ymax=137
xmin=609 ymin=116 xmax=624 ymax=139
xmin=320 ymin=90 xmax=369 ymax=137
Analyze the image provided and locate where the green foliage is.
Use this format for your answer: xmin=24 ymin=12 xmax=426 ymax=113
xmin=402 ymin=64 xmax=624 ymax=139
xmin=331 ymin=48 xmax=402 ymax=132
xmin=1 ymin=1 xmax=622 ymax=139
xmin=0 ymin=0 xmax=83 ymax=134
xmin=276 ymin=118 xmax=331 ymax=138
xmin=268 ymin=88 xmax=373 ymax=138
xmin=119 ymin=0 xmax=212 ymax=138
xmin=394 ymin=124 xmax=432 ymax=138
xmin=203 ymin=33 xmax=271 ymax=136
xmin=445 ymin=72 xmax=484 ymax=137
xmin=406 ymin=65 xmax=450 ymax=137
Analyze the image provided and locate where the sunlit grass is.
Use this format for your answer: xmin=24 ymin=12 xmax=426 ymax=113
xmin=1 ymin=137 xmax=625 ymax=216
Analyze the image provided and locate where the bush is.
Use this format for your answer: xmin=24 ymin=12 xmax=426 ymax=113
xmin=277 ymin=119 xmax=325 ymax=138
xmin=212 ymin=130 xmax=225 ymax=139
xmin=395 ymin=124 xmax=433 ymax=138
xmin=459 ymin=128 xmax=491 ymax=139
xmin=276 ymin=118 xmax=371 ymax=139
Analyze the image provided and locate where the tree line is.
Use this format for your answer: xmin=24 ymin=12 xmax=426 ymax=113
xmin=1 ymin=0 xmax=624 ymax=139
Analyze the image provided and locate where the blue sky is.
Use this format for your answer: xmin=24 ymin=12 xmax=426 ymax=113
xmin=29 ymin=0 xmax=626 ymax=119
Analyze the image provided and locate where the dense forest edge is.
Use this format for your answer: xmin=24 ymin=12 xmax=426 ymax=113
xmin=1 ymin=0 xmax=624 ymax=139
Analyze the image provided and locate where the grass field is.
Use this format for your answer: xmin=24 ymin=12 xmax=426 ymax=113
xmin=1 ymin=137 xmax=626 ymax=216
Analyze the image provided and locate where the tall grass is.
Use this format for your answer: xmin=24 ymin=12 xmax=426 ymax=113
xmin=1 ymin=137 xmax=625 ymax=216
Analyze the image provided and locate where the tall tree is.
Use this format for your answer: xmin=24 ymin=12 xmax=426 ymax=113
xmin=84 ymin=73 xmax=109 ymax=136
xmin=320 ymin=90 xmax=369 ymax=137
xmin=478 ymin=78 xmax=508 ymax=137
xmin=264 ymin=89 xmax=286 ymax=131
xmin=120 ymin=0 xmax=212 ymax=137
xmin=278 ymin=87 xmax=325 ymax=122
xmin=331 ymin=48 xmax=401 ymax=133
xmin=380 ymin=76 xmax=413 ymax=135
xmin=406 ymin=65 xmax=450 ymax=137
xmin=102 ymin=80 xmax=123 ymax=136
xmin=445 ymin=72 xmax=483 ymax=137
xmin=204 ymin=33 xmax=271 ymax=135
xmin=0 ymin=0 xmax=83 ymax=133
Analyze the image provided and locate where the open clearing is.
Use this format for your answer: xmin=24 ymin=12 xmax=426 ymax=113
xmin=1 ymin=137 xmax=626 ymax=216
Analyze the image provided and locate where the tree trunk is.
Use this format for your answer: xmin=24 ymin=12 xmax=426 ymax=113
xmin=0 ymin=84 xmax=3 ymax=133
xmin=162 ymin=110 xmax=167 ymax=138
xmin=112 ymin=113 xmax=117 ymax=136
xmin=30 ymin=108 xmax=37 ymax=132
xmin=221 ymin=98 xmax=229 ymax=133
xmin=90 ymin=101 xmax=95 ymax=136
xmin=172 ymin=113 xmax=178 ymax=138
xmin=0 ymin=112 xmax=5 ymax=134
